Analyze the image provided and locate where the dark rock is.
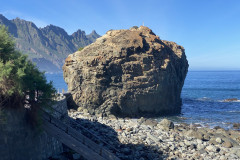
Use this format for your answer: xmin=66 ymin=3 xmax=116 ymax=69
xmin=189 ymin=144 xmax=197 ymax=150
xmin=193 ymin=124 xmax=202 ymax=128
xmin=233 ymin=123 xmax=240 ymax=129
xmin=158 ymin=150 xmax=164 ymax=155
xmin=63 ymin=26 xmax=188 ymax=117
xmin=214 ymin=126 xmax=222 ymax=130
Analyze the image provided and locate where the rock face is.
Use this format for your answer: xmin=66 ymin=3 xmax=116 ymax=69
xmin=0 ymin=14 xmax=100 ymax=72
xmin=63 ymin=26 xmax=188 ymax=117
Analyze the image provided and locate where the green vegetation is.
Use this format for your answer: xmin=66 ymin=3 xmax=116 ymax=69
xmin=78 ymin=47 xmax=84 ymax=51
xmin=0 ymin=25 xmax=56 ymax=108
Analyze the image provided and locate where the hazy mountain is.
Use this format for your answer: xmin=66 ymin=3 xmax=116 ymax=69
xmin=0 ymin=14 xmax=100 ymax=72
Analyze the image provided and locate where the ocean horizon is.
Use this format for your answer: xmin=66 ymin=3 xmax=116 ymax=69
xmin=46 ymin=70 xmax=240 ymax=130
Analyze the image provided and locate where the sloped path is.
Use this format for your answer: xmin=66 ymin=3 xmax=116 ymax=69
xmin=41 ymin=110 xmax=120 ymax=160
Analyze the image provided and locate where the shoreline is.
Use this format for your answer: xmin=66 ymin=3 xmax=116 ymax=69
xmin=67 ymin=110 xmax=240 ymax=160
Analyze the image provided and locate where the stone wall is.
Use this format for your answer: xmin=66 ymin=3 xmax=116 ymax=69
xmin=0 ymin=99 xmax=67 ymax=160
xmin=47 ymin=93 xmax=69 ymax=123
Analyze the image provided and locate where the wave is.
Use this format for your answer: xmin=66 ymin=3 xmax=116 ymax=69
xmin=183 ymin=97 xmax=240 ymax=103
xmin=218 ymin=100 xmax=240 ymax=103
xmin=183 ymin=97 xmax=216 ymax=103
xmin=183 ymin=88 xmax=240 ymax=92
xmin=227 ymin=111 xmax=240 ymax=113
xmin=196 ymin=97 xmax=213 ymax=102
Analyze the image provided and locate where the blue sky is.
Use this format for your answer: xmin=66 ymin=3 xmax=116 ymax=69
xmin=1 ymin=0 xmax=240 ymax=70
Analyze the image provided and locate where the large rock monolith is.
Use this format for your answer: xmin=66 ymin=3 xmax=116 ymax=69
xmin=63 ymin=26 xmax=188 ymax=117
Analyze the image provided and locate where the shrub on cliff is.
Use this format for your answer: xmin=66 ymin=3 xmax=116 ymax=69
xmin=0 ymin=25 xmax=55 ymax=108
xmin=78 ymin=47 xmax=84 ymax=51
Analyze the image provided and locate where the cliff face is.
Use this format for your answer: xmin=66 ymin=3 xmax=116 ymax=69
xmin=63 ymin=26 xmax=188 ymax=117
xmin=0 ymin=14 xmax=100 ymax=72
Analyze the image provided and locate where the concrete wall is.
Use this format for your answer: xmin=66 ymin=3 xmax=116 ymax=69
xmin=46 ymin=93 xmax=69 ymax=124
xmin=0 ymin=101 xmax=66 ymax=160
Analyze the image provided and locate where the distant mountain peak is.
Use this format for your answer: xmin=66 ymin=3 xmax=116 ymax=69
xmin=0 ymin=14 xmax=101 ymax=72
xmin=72 ymin=29 xmax=86 ymax=36
xmin=76 ymin=29 xmax=83 ymax=32
xmin=44 ymin=24 xmax=61 ymax=29
xmin=12 ymin=17 xmax=39 ymax=30
xmin=13 ymin=17 xmax=30 ymax=23
xmin=91 ymin=30 xmax=97 ymax=34
xmin=14 ymin=17 xmax=21 ymax=20
xmin=87 ymin=30 xmax=101 ymax=41
xmin=0 ymin=14 xmax=5 ymax=18
xmin=42 ymin=24 xmax=67 ymax=33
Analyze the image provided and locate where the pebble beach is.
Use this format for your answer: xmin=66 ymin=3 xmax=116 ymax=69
xmin=67 ymin=110 xmax=240 ymax=160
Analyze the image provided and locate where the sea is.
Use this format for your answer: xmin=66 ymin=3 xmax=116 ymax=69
xmin=45 ymin=71 xmax=240 ymax=130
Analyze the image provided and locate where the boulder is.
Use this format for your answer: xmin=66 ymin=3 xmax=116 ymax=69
xmin=158 ymin=118 xmax=174 ymax=129
xmin=142 ymin=119 xmax=158 ymax=127
xmin=222 ymin=141 xmax=233 ymax=148
xmin=223 ymin=98 xmax=238 ymax=102
xmin=206 ymin=145 xmax=217 ymax=152
xmin=233 ymin=123 xmax=240 ymax=129
xmin=216 ymin=137 xmax=223 ymax=144
xmin=185 ymin=129 xmax=204 ymax=140
xmin=63 ymin=26 xmax=188 ymax=117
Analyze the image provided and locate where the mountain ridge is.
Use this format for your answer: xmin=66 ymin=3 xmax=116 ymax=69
xmin=0 ymin=14 xmax=100 ymax=72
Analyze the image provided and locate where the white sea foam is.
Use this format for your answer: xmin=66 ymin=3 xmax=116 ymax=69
xmin=197 ymin=97 xmax=212 ymax=101
xmin=227 ymin=111 xmax=240 ymax=113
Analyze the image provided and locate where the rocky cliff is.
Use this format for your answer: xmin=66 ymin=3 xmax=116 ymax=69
xmin=63 ymin=26 xmax=188 ymax=117
xmin=0 ymin=14 xmax=100 ymax=72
